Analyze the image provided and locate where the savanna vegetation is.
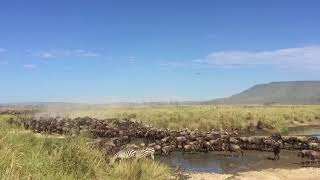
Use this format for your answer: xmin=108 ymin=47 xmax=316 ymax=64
xmin=48 ymin=105 xmax=320 ymax=133
xmin=2 ymin=105 xmax=320 ymax=179
xmin=0 ymin=115 xmax=172 ymax=180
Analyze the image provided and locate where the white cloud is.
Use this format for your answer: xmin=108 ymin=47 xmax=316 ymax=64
xmin=0 ymin=48 xmax=7 ymax=53
xmin=33 ymin=49 xmax=100 ymax=59
xmin=23 ymin=64 xmax=37 ymax=69
xmin=196 ymin=46 xmax=320 ymax=70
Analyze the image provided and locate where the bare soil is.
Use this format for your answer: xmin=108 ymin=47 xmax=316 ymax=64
xmin=186 ymin=168 xmax=320 ymax=180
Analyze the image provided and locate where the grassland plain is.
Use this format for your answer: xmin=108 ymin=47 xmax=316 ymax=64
xmin=0 ymin=115 xmax=172 ymax=180
xmin=43 ymin=105 xmax=320 ymax=133
xmin=2 ymin=106 xmax=320 ymax=180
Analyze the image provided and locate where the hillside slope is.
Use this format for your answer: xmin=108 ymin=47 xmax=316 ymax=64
xmin=206 ymin=81 xmax=320 ymax=104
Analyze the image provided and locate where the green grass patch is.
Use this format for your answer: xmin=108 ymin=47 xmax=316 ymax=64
xmin=0 ymin=115 xmax=172 ymax=180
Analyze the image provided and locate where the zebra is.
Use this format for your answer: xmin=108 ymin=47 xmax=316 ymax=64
xmin=110 ymin=147 xmax=155 ymax=164
xmin=135 ymin=147 xmax=155 ymax=160
xmin=110 ymin=148 xmax=136 ymax=164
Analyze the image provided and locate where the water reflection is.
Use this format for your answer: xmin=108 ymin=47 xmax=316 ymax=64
xmin=160 ymin=152 xmax=257 ymax=173
xmin=159 ymin=128 xmax=320 ymax=173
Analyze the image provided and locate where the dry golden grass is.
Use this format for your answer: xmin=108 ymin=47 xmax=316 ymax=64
xmin=0 ymin=115 xmax=172 ymax=180
xmin=44 ymin=105 xmax=320 ymax=132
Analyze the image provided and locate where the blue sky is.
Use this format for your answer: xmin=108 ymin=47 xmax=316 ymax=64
xmin=1 ymin=0 xmax=320 ymax=103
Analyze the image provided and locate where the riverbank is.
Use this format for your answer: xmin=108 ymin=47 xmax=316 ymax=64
xmin=187 ymin=168 xmax=320 ymax=180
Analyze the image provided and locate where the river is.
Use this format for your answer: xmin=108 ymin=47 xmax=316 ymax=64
xmin=160 ymin=127 xmax=320 ymax=173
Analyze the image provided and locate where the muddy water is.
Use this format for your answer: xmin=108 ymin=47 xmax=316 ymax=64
xmin=160 ymin=150 xmax=302 ymax=173
xmin=160 ymin=127 xmax=320 ymax=174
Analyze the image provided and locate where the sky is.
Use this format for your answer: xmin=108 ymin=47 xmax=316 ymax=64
xmin=1 ymin=0 xmax=320 ymax=103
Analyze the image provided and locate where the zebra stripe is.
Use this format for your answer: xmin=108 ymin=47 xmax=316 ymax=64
xmin=111 ymin=148 xmax=137 ymax=164
xmin=135 ymin=147 xmax=155 ymax=160
xmin=110 ymin=147 xmax=155 ymax=164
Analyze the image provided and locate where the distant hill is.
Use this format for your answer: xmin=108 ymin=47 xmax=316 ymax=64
xmin=2 ymin=81 xmax=320 ymax=106
xmin=205 ymin=81 xmax=320 ymax=105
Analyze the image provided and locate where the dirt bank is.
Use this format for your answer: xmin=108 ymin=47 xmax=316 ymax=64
xmin=187 ymin=168 xmax=320 ymax=180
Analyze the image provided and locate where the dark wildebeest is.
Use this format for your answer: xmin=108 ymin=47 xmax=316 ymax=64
xmin=298 ymin=149 xmax=314 ymax=164
xmin=298 ymin=150 xmax=314 ymax=158
xmin=298 ymin=150 xmax=320 ymax=164
xmin=310 ymin=151 xmax=320 ymax=164
xmin=161 ymin=145 xmax=175 ymax=155
xmin=272 ymin=139 xmax=281 ymax=160
xmin=222 ymin=143 xmax=243 ymax=157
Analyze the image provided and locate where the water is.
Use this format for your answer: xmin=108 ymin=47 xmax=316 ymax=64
xmin=160 ymin=152 xmax=255 ymax=173
xmin=160 ymin=150 xmax=301 ymax=173
xmin=160 ymin=127 xmax=320 ymax=174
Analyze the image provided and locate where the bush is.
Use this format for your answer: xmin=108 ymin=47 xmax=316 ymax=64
xmin=109 ymin=159 xmax=171 ymax=180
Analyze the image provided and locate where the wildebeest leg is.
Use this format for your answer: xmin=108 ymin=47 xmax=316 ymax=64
xmin=291 ymin=142 xmax=295 ymax=150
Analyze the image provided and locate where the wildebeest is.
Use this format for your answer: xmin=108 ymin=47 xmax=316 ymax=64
xmin=308 ymin=142 xmax=320 ymax=150
xmin=271 ymin=139 xmax=281 ymax=160
xmin=309 ymin=151 xmax=320 ymax=164
xmin=12 ymin=114 xmax=320 ymax=168
xmin=298 ymin=150 xmax=314 ymax=159
xmin=248 ymin=136 xmax=264 ymax=150
xmin=222 ymin=143 xmax=243 ymax=157
xmin=161 ymin=145 xmax=175 ymax=155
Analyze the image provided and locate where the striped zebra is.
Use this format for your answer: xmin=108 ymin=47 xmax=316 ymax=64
xmin=135 ymin=147 xmax=155 ymax=160
xmin=110 ymin=147 xmax=155 ymax=164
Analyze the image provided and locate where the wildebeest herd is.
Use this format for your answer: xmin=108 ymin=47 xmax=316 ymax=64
xmin=6 ymin=116 xmax=320 ymax=165
xmin=0 ymin=109 xmax=38 ymax=115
